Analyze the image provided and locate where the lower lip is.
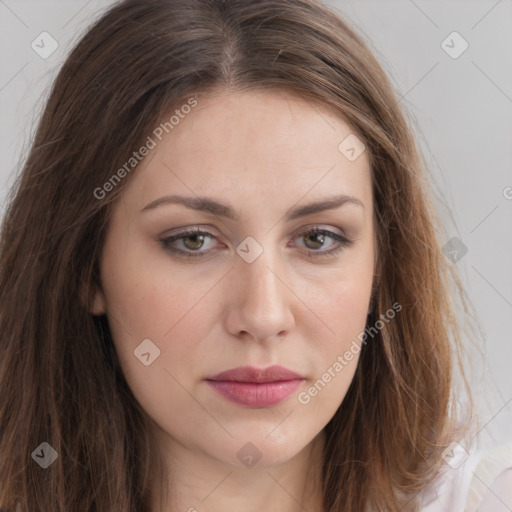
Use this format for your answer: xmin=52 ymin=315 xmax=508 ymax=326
xmin=206 ymin=379 xmax=303 ymax=407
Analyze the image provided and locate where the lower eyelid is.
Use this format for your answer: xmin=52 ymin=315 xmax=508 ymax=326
xmin=161 ymin=228 xmax=352 ymax=258
xmin=161 ymin=231 xmax=217 ymax=253
xmin=297 ymin=231 xmax=342 ymax=246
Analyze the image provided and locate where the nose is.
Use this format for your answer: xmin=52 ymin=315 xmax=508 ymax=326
xmin=223 ymin=247 xmax=296 ymax=343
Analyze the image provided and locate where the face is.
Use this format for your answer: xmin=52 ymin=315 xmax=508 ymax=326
xmin=92 ymin=88 xmax=376 ymax=469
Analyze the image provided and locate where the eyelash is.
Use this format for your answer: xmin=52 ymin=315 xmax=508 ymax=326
xmin=160 ymin=226 xmax=353 ymax=260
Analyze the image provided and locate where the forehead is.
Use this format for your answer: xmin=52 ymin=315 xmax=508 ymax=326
xmin=120 ymin=89 xmax=372 ymax=214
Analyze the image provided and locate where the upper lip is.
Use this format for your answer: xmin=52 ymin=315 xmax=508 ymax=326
xmin=206 ymin=365 xmax=304 ymax=383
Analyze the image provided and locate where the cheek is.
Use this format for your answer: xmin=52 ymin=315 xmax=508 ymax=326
xmin=297 ymin=253 xmax=374 ymax=393
xmin=101 ymin=229 xmax=214 ymax=338
xmin=99 ymin=260 xmax=215 ymax=433
xmin=294 ymin=285 xmax=370 ymax=417
xmin=98 ymin=233 xmax=217 ymax=387
xmin=301 ymin=252 xmax=374 ymax=338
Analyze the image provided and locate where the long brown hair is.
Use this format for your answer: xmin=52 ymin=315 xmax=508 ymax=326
xmin=0 ymin=0 xmax=476 ymax=510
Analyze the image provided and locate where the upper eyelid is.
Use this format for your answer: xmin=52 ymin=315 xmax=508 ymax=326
xmin=163 ymin=225 xmax=348 ymax=248
xmin=163 ymin=223 xmax=346 ymax=237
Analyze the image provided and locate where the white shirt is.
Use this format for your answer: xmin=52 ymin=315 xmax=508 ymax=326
xmin=421 ymin=443 xmax=512 ymax=511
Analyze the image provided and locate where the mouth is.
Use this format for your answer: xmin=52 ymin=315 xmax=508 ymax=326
xmin=205 ymin=365 xmax=305 ymax=407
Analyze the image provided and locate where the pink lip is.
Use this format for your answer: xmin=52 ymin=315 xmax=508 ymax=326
xmin=205 ymin=365 xmax=304 ymax=407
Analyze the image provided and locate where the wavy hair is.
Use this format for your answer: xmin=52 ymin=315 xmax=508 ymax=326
xmin=0 ymin=0 xmax=475 ymax=510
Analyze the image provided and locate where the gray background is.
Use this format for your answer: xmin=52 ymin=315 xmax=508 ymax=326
xmin=1 ymin=0 xmax=511 ymax=447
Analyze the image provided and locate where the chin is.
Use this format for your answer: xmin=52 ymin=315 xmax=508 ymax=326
xmin=209 ymin=427 xmax=320 ymax=470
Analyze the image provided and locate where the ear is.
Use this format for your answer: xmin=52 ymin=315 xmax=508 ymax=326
xmin=90 ymin=284 xmax=107 ymax=316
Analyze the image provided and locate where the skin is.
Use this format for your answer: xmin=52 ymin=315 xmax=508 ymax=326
xmin=92 ymin=88 xmax=377 ymax=512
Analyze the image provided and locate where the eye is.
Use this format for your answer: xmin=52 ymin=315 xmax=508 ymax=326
xmin=160 ymin=226 xmax=353 ymax=260
xmin=160 ymin=228 xmax=219 ymax=258
xmin=292 ymin=227 xmax=353 ymax=258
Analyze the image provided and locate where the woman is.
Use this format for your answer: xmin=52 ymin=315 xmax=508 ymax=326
xmin=0 ymin=0 xmax=510 ymax=511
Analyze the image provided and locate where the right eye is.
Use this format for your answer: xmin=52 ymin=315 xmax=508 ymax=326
xmin=160 ymin=228 xmax=220 ymax=258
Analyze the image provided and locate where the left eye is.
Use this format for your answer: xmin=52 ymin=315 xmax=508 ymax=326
xmin=160 ymin=227 xmax=352 ymax=259
xmin=294 ymin=228 xmax=346 ymax=252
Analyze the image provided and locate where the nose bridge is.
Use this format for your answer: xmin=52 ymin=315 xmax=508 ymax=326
xmin=240 ymin=243 xmax=285 ymax=308
xmin=227 ymin=241 xmax=295 ymax=340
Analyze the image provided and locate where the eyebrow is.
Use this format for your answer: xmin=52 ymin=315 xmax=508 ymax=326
xmin=140 ymin=193 xmax=364 ymax=221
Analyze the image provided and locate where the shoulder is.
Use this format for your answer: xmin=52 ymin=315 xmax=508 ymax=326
xmin=466 ymin=444 xmax=512 ymax=512
xmin=421 ymin=443 xmax=512 ymax=512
